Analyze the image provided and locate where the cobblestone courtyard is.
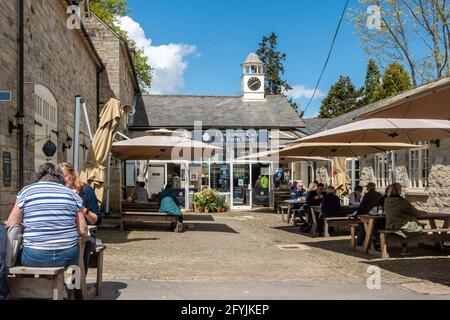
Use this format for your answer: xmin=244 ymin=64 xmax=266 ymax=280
xmin=96 ymin=211 xmax=450 ymax=299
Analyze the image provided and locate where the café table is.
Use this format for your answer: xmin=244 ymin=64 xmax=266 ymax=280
xmin=359 ymin=213 xmax=450 ymax=255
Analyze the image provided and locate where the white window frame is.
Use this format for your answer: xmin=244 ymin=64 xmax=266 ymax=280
xmin=375 ymin=153 xmax=391 ymax=189
xmin=409 ymin=142 xmax=429 ymax=189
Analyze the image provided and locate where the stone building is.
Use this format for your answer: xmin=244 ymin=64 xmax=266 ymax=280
xmin=0 ymin=0 xmax=139 ymax=219
xmin=299 ymin=78 xmax=450 ymax=213
xmin=84 ymin=13 xmax=140 ymax=212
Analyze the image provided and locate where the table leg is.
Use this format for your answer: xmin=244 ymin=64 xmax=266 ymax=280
xmin=442 ymin=218 xmax=450 ymax=229
xmin=287 ymin=205 xmax=292 ymax=224
xmin=363 ymin=219 xmax=375 ymax=253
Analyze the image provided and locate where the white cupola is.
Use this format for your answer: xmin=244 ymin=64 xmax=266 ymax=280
xmin=241 ymin=53 xmax=265 ymax=102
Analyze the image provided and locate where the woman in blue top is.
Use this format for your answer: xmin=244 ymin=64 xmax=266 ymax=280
xmin=159 ymin=185 xmax=183 ymax=232
xmin=6 ymin=163 xmax=88 ymax=268
xmin=59 ymin=162 xmax=101 ymax=273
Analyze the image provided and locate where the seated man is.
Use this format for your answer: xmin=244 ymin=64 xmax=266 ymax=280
xmin=320 ymin=186 xmax=342 ymax=235
xmin=159 ymin=185 xmax=183 ymax=232
xmin=348 ymin=186 xmax=363 ymax=207
xmin=321 ymin=186 xmax=341 ymax=218
xmin=306 ymin=183 xmax=325 ymax=207
xmin=356 ymin=182 xmax=384 ymax=246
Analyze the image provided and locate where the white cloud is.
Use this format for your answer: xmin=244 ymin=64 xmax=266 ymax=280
xmin=285 ymin=85 xmax=325 ymax=100
xmin=118 ymin=16 xmax=197 ymax=94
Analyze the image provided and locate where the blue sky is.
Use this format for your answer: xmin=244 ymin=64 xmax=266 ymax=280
xmin=124 ymin=0 xmax=369 ymax=117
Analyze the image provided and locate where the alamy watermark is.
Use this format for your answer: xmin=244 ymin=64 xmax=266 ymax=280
xmin=366 ymin=266 xmax=381 ymax=290
xmin=66 ymin=1 xmax=88 ymax=30
xmin=367 ymin=5 xmax=381 ymax=30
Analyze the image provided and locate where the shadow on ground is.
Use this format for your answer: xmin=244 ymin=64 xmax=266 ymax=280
xmin=186 ymin=223 xmax=239 ymax=234
xmin=96 ymin=282 xmax=128 ymax=300
xmin=183 ymin=214 xmax=215 ymax=222
xmin=97 ymin=230 xmax=160 ymax=244
xmin=364 ymin=257 xmax=450 ymax=288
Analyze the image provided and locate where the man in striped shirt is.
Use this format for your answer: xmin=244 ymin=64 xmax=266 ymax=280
xmin=6 ymin=163 xmax=88 ymax=268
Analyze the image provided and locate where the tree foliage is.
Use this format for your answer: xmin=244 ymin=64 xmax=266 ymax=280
xmin=256 ymin=33 xmax=292 ymax=95
xmin=319 ymin=76 xmax=362 ymax=118
xmin=373 ymin=62 xmax=412 ymax=100
xmin=349 ymin=0 xmax=449 ymax=86
xmin=361 ymin=59 xmax=382 ymax=105
xmin=90 ymin=0 xmax=152 ymax=91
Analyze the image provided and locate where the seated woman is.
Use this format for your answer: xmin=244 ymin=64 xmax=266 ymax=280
xmin=384 ymin=183 xmax=426 ymax=256
xmin=59 ymin=162 xmax=101 ymax=274
xmin=6 ymin=163 xmax=88 ymax=268
xmin=159 ymin=185 xmax=183 ymax=232
xmin=129 ymin=181 xmax=150 ymax=203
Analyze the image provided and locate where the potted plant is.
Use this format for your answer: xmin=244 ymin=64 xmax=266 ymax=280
xmin=193 ymin=193 xmax=205 ymax=213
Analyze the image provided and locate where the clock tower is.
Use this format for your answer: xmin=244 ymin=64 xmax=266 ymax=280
xmin=241 ymin=53 xmax=265 ymax=102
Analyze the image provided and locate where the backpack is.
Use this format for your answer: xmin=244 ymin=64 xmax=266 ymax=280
xmin=5 ymin=225 xmax=24 ymax=268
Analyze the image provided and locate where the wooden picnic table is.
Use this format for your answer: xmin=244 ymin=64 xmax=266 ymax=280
xmin=309 ymin=205 xmax=360 ymax=236
xmin=358 ymin=213 xmax=450 ymax=255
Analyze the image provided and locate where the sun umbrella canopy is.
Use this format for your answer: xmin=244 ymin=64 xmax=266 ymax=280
xmin=80 ymin=98 xmax=133 ymax=205
xmin=111 ymin=135 xmax=222 ymax=161
xmin=333 ymin=157 xmax=350 ymax=197
xmin=359 ymin=77 xmax=450 ymax=120
xmin=242 ymin=142 xmax=422 ymax=159
xmin=296 ymin=118 xmax=450 ymax=144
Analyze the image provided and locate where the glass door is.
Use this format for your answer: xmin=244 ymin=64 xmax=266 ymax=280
xmin=231 ymin=163 xmax=252 ymax=210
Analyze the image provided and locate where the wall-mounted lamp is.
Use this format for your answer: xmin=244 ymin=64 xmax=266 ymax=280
xmin=62 ymin=135 xmax=73 ymax=152
xmin=8 ymin=112 xmax=25 ymax=134
xmin=431 ymin=140 xmax=441 ymax=148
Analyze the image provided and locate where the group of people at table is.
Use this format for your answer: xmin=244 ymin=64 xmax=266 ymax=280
xmin=289 ymin=180 xmax=432 ymax=255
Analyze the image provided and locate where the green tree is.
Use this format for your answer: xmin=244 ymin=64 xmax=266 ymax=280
xmin=374 ymin=62 xmax=412 ymax=100
xmin=319 ymin=76 xmax=361 ymax=118
xmin=90 ymin=0 xmax=152 ymax=91
xmin=256 ymin=33 xmax=292 ymax=95
xmin=361 ymin=59 xmax=382 ymax=105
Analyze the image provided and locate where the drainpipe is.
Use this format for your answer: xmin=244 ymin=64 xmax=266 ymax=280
xmin=96 ymin=66 xmax=104 ymax=126
xmin=18 ymin=0 xmax=25 ymax=189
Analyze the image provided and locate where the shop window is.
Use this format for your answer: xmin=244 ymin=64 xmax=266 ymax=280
xmin=211 ymin=163 xmax=230 ymax=193
xmin=409 ymin=142 xmax=429 ymax=189
xmin=375 ymin=153 xmax=391 ymax=189
xmin=189 ymin=163 xmax=209 ymax=193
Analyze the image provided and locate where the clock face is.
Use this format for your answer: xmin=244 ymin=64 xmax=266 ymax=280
xmin=248 ymin=77 xmax=261 ymax=91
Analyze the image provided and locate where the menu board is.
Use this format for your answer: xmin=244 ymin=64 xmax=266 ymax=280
xmin=233 ymin=187 xmax=244 ymax=205
xmin=253 ymin=188 xmax=270 ymax=206
xmin=2 ymin=152 xmax=11 ymax=187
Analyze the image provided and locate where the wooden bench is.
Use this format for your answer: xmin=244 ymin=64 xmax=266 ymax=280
xmin=121 ymin=202 xmax=182 ymax=232
xmin=324 ymin=216 xmax=361 ymax=238
xmin=7 ymin=242 xmax=106 ymax=300
xmin=379 ymin=229 xmax=450 ymax=260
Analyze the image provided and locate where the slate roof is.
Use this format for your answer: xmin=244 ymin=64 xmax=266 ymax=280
xmin=130 ymin=94 xmax=305 ymax=129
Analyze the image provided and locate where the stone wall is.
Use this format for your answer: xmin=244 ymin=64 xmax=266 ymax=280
xmin=359 ymin=138 xmax=450 ymax=213
xmin=0 ymin=0 xmax=19 ymax=217
xmin=0 ymin=0 xmax=100 ymax=219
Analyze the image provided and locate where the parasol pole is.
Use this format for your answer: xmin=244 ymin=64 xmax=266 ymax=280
xmin=73 ymin=96 xmax=83 ymax=172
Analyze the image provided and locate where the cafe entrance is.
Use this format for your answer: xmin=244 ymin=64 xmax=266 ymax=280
xmin=231 ymin=163 xmax=252 ymax=210
xmin=230 ymin=162 xmax=272 ymax=211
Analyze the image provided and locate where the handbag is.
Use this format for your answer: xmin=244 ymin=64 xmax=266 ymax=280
xmin=5 ymin=225 xmax=24 ymax=268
